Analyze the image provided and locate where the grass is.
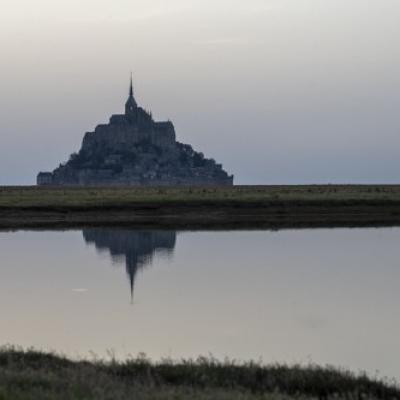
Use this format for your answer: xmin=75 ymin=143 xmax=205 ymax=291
xmin=1 ymin=185 xmax=400 ymax=209
xmin=2 ymin=185 xmax=400 ymax=230
xmin=0 ymin=347 xmax=398 ymax=400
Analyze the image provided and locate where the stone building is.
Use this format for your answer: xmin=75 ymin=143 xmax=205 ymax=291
xmin=37 ymin=78 xmax=233 ymax=186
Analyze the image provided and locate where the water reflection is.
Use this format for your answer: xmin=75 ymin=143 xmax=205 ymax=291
xmin=2 ymin=228 xmax=400 ymax=379
xmin=82 ymin=229 xmax=176 ymax=302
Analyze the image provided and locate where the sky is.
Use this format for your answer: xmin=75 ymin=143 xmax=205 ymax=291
xmin=1 ymin=0 xmax=400 ymax=185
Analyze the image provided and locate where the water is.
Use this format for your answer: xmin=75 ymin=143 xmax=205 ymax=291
xmin=0 ymin=228 xmax=399 ymax=380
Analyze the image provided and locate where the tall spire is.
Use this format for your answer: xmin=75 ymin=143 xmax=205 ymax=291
xmin=125 ymin=72 xmax=137 ymax=114
xmin=129 ymin=72 xmax=133 ymax=97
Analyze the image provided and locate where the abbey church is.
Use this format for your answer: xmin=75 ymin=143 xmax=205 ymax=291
xmin=37 ymin=78 xmax=233 ymax=186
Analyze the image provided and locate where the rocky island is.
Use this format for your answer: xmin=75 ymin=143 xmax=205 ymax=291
xmin=37 ymin=78 xmax=233 ymax=186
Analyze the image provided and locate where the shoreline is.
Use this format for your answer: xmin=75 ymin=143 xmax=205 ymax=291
xmin=2 ymin=205 xmax=400 ymax=230
xmin=2 ymin=185 xmax=400 ymax=230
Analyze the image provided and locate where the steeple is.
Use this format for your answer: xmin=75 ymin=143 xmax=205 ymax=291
xmin=129 ymin=73 xmax=133 ymax=97
xmin=125 ymin=73 xmax=137 ymax=115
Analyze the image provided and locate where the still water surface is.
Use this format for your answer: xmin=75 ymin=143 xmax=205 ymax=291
xmin=0 ymin=228 xmax=399 ymax=379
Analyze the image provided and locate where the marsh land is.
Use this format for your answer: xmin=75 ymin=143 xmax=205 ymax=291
xmin=2 ymin=185 xmax=400 ymax=229
xmin=0 ymin=348 xmax=398 ymax=400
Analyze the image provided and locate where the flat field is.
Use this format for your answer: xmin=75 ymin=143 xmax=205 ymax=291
xmin=1 ymin=185 xmax=400 ymax=208
xmin=1 ymin=185 xmax=400 ymax=229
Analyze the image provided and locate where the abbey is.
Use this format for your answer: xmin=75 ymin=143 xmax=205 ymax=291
xmin=37 ymin=78 xmax=233 ymax=186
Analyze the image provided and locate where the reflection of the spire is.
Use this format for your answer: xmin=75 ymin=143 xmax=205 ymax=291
xmin=82 ymin=229 xmax=176 ymax=302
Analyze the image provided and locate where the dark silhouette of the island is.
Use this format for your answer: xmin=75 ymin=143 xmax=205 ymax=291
xmin=37 ymin=77 xmax=233 ymax=186
xmin=82 ymin=229 xmax=176 ymax=302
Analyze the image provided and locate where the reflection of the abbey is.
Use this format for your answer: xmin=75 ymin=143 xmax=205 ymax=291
xmin=82 ymin=229 xmax=176 ymax=302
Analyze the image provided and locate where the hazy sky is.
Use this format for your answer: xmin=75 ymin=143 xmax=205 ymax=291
xmin=1 ymin=0 xmax=400 ymax=184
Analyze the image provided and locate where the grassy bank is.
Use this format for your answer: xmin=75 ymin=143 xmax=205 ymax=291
xmin=2 ymin=185 xmax=400 ymax=229
xmin=3 ymin=185 xmax=400 ymax=207
xmin=0 ymin=348 xmax=398 ymax=400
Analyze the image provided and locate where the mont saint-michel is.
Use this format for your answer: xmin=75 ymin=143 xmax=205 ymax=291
xmin=37 ymin=79 xmax=233 ymax=186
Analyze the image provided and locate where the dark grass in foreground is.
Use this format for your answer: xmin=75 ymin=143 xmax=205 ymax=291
xmin=0 ymin=348 xmax=398 ymax=400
